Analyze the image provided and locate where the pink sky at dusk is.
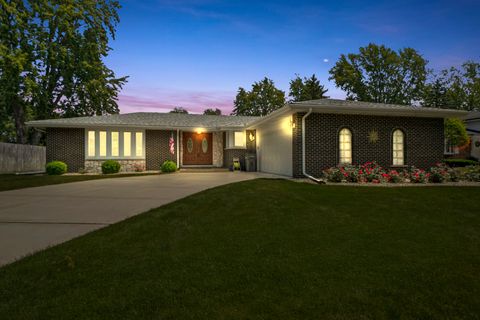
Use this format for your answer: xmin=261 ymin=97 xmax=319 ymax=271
xmin=118 ymin=88 xmax=237 ymax=115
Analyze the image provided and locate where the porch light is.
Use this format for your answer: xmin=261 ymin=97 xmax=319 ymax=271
xmin=291 ymin=115 xmax=296 ymax=128
xmin=196 ymin=128 xmax=204 ymax=134
xmin=249 ymin=132 xmax=255 ymax=142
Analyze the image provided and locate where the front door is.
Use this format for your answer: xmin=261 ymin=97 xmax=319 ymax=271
xmin=182 ymin=132 xmax=213 ymax=165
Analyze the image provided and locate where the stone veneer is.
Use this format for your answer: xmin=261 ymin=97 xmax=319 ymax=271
xmin=212 ymin=132 xmax=223 ymax=167
xmin=84 ymin=160 xmax=146 ymax=173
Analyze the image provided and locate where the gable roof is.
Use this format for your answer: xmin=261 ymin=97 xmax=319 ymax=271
xmin=27 ymin=112 xmax=259 ymax=130
xmin=27 ymin=99 xmax=469 ymax=130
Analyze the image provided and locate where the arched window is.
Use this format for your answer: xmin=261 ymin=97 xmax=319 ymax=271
xmin=339 ymin=128 xmax=352 ymax=164
xmin=392 ymin=130 xmax=404 ymax=165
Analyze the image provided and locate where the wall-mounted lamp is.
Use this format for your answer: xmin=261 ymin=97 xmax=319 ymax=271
xmin=249 ymin=132 xmax=255 ymax=142
xmin=291 ymin=115 xmax=296 ymax=129
xmin=196 ymin=128 xmax=204 ymax=134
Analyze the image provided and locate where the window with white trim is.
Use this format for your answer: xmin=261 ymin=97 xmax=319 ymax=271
xmin=392 ymin=129 xmax=405 ymax=166
xmin=86 ymin=129 xmax=144 ymax=159
xmin=339 ymin=128 xmax=352 ymax=164
xmin=444 ymin=139 xmax=459 ymax=155
xmin=226 ymin=131 xmax=246 ymax=148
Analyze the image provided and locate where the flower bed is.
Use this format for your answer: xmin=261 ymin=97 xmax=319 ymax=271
xmin=322 ymin=161 xmax=480 ymax=184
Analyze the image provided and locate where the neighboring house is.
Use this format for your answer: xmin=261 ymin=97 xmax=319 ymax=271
xmin=464 ymin=111 xmax=480 ymax=160
xmin=27 ymin=99 xmax=467 ymax=178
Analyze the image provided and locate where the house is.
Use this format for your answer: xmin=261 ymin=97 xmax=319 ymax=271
xmin=464 ymin=111 xmax=480 ymax=160
xmin=27 ymin=99 xmax=467 ymax=178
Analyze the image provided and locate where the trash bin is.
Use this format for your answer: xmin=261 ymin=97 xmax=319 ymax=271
xmin=245 ymin=153 xmax=256 ymax=172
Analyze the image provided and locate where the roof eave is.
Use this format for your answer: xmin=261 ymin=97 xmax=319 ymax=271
xmin=289 ymin=103 xmax=468 ymax=118
xmin=25 ymin=122 xmax=252 ymax=131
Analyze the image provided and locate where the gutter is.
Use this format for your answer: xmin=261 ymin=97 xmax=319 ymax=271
xmin=301 ymin=108 xmax=322 ymax=183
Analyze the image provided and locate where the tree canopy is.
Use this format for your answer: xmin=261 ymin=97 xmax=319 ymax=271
xmin=289 ymin=74 xmax=328 ymax=102
xmin=329 ymin=43 xmax=428 ymax=105
xmin=203 ymin=108 xmax=222 ymax=115
xmin=444 ymin=118 xmax=469 ymax=147
xmin=170 ymin=107 xmax=189 ymax=114
xmin=422 ymin=61 xmax=480 ymax=111
xmin=0 ymin=0 xmax=127 ymax=143
xmin=232 ymin=77 xmax=285 ymax=116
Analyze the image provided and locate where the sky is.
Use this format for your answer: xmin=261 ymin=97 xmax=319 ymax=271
xmin=107 ymin=0 xmax=480 ymax=114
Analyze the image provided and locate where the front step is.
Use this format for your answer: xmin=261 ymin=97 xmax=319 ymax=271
xmin=179 ymin=167 xmax=230 ymax=173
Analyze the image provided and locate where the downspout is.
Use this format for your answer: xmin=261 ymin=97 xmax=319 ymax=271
xmin=302 ymin=108 xmax=322 ymax=183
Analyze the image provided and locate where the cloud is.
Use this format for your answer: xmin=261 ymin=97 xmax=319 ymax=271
xmin=323 ymin=58 xmax=329 ymax=63
xmin=118 ymin=88 xmax=235 ymax=115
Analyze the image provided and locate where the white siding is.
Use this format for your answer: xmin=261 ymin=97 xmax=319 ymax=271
xmin=255 ymin=114 xmax=293 ymax=176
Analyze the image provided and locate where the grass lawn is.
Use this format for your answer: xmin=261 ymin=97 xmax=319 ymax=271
xmin=0 ymin=172 xmax=159 ymax=192
xmin=0 ymin=179 xmax=479 ymax=319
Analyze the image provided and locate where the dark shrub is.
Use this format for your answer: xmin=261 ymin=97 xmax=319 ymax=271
xmin=444 ymin=159 xmax=479 ymax=167
xmin=46 ymin=161 xmax=67 ymax=175
xmin=161 ymin=160 xmax=177 ymax=173
xmin=463 ymin=166 xmax=480 ymax=182
xmin=101 ymin=160 xmax=121 ymax=174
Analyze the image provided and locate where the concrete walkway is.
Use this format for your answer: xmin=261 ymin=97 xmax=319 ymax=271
xmin=0 ymin=172 xmax=279 ymax=266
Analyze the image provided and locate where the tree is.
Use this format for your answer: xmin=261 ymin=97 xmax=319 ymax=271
xmin=203 ymin=108 xmax=222 ymax=115
xmin=170 ymin=107 xmax=189 ymax=114
xmin=444 ymin=118 xmax=469 ymax=147
xmin=232 ymin=77 xmax=285 ymax=116
xmin=289 ymin=74 xmax=328 ymax=102
xmin=422 ymin=61 xmax=480 ymax=111
xmin=329 ymin=43 xmax=428 ymax=105
xmin=0 ymin=0 xmax=127 ymax=144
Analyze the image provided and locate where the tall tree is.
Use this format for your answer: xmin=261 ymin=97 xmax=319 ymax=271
xmin=232 ymin=77 xmax=285 ymax=116
xmin=203 ymin=108 xmax=222 ymax=115
xmin=170 ymin=107 xmax=189 ymax=114
xmin=422 ymin=61 xmax=480 ymax=111
xmin=289 ymin=74 xmax=328 ymax=102
xmin=329 ymin=43 xmax=428 ymax=105
xmin=0 ymin=0 xmax=127 ymax=144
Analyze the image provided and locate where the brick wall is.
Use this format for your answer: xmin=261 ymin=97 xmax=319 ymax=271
xmin=146 ymin=130 xmax=177 ymax=170
xmin=223 ymin=149 xmax=247 ymax=169
xmin=292 ymin=113 xmax=444 ymax=178
xmin=46 ymin=128 xmax=85 ymax=173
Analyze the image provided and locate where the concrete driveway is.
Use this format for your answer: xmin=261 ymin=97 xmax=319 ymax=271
xmin=0 ymin=172 xmax=277 ymax=266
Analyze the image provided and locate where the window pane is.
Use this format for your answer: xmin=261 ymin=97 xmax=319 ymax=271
xmin=234 ymin=131 xmax=245 ymax=147
xmin=124 ymin=132 xmax=131 ymax=156
xmin=111 ymin=132 xmax=119 ymax=157
xmin=136 ymin=132 xmax=143 ymax=156
xmin=88 ymin=131 xmax=95 ymax=157
xmin=392 ymin=130 xmax=404 ymax=165
xmin=339 ymin=128 xmax=352 ymax=164
xmin=99 ymin=131 xmax=107 ymax=157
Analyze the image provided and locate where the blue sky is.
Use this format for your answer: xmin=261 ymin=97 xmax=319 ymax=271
xmin=107 ymin=0 xmax=480 ymax=114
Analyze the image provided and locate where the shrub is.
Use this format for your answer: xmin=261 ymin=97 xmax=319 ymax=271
xmin=358 ymin=161 xmax=385 ymax=182
xmin=462 ymin=166 xmax=480 ymax=182
xmin=161 ymin=160 xmax=177 ymax=173
xmin=387 ymin=170 xmax=405 ymax=183
xmin=46 ymin=161 xmax=67 ymax=175
xmin=409 ymin=167 xmax=430 ymax=183
xmin=428 ymin=163 xmax=449 ymax=183
xmin=444 ymin=159 xmax=479 ymax=167
xmin=323 ymin=167 xmax=344 ymax=182
xmin=101 ymin=160 xmax=121 ymax=174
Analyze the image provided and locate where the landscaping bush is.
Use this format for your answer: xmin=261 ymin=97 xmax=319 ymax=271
xmin=45 ymin=161 xmax=67 ymax=175
xmin=101 ymin=160 xmax=121 ymax=174
xmin=323 ymin=167 xmax=345 ymax=182
xmin=408 ymin=168 xmax=430 ymax=183
xmin=444 ymin=158 xmax=479 ymax=167
xmin=161 ymin=160 xmax=177 ymax=173
xmin=462 ymin=166 xmax=480 ymax=182
xmin=428 ymin=163 xmax=450 ymax=183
